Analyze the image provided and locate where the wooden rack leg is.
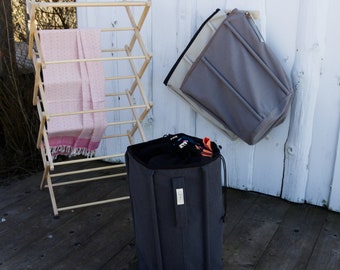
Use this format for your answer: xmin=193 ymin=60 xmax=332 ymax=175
xmin=46 ymin=173 xmax=59 ymax=216
xmin=40 ymin=164 xmax=50 ymax=190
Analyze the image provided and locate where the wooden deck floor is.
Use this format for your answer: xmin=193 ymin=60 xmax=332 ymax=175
xmin=1 ymin=162 xmax=340 ymax=270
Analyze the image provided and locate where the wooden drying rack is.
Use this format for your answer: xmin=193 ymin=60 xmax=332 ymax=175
xmin=27 ymin=0 xmax=152 ymax=216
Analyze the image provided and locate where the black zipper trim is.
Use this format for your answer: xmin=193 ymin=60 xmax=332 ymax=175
xmin=163 ymin=8 xmax=221 ymax=86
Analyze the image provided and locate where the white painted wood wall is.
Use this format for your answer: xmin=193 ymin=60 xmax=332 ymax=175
xmin=79 ymin=0 xmax=340 ymax=212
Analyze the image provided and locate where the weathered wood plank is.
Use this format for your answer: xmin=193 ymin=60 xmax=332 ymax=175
xmin=34 ymin=201 xmax=133 ymax=270
xmin=100 ymin=238 xmax=137 ymax=270
xmin=223 ymin=188 xmax=258 ymax=236
xmin=0 ymin=162 xmax=128 ymax=266
xmin=222 ymin=192 xmax=290 ymax=268
xmin=255 ymin=203 xmax=328 ymax=269
xmin=0 ymin=183 xmax=129 ymax=269
xmin=306 ymin=211 xmax=340 ymax=269
xmin=0 ymin=173 xmax=43 ymax=210
xmin=224 ymin=219 xmax=278 ymax=269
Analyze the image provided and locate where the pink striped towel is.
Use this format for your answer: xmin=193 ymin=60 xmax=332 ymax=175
xmin=39 ymin=29 xmax=107 ymax=157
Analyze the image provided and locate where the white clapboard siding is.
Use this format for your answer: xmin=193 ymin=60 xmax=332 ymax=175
xmin=306 ymin=0 xmax=340 ymax=208
xmin=152 ymin=0 xmax=340 ymax=210
xmin=321 ymin=0 xmax=340 ymax=212
xmin=78 ymin=0 xmax=340 ymax=212
xmin=151 ymin=0 xmax=196 ymax=139
xmin=282 ymin=0 xmax=330 ymax=203
xmin=329 ymin=131 xmax=340 ymax=212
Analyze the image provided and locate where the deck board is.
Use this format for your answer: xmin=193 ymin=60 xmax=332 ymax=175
xmin=1 ymin=162 xmax=340 ymax=269
xmin=222 ymin=193 xmax=291 ymax=269
xmin=255 ymin=204 xmax=328 ymax=270
xmin=306 ymin=212 xmax=340 ymax=269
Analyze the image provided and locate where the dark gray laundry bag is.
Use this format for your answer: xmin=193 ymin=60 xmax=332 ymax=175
xmin=164 ymin=9 xmax=294 ymax=145
xmin=125 ymin=134 xmax=226 ymax=270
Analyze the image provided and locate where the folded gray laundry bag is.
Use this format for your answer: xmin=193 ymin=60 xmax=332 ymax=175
xmin=164 ymin=9 xmax=294 ymax=145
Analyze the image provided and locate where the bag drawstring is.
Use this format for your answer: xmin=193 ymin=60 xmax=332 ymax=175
xmin=220 ymin=154 xmax=228 ymax=222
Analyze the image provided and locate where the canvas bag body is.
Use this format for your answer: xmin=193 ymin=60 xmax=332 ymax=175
xmin=125 ymin=134 xmax=224 ymax=270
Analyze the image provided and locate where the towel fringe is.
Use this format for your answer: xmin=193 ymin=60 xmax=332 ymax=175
xmin=51 ymin=145 xmax=96 ymax=160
